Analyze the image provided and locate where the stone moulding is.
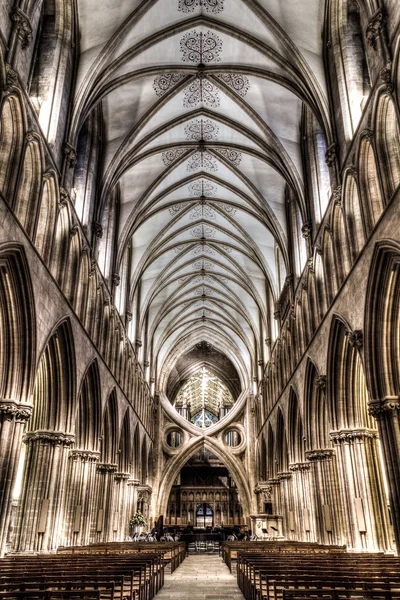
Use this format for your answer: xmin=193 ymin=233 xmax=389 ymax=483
xmin=96 ymin=462 xmax=118 ymax=473
xmin=368 ymin=397 xmax=400 ymax=417
xmin=289 ymin=462 xmax=311 ymax=472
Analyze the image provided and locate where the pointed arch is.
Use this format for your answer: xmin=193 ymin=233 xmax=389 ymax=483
xmin=358 ymin=137 xmax=384 ymax=232
xmin=288 ymin=388 xmax=304 ymax=464
xmin=0 ymin=94 xmax=25 ymax=202
xmin=304 ymin=359 xmax=330 ymax=451
xmin=75 ymin=359 xmax=101 ymax=451
xmin=34 ymin=173 xmax=58 ymax=263
xmin=14 ymin=137 xmax=43 ymax=238
xmin=327 ymin=316 xmax=373 ymax=431
xmin=29 ymin=319 xmax=76 ymax=433
xmin=0 ymin=245 xmax=36 ymax=403
xmin=374 ymin=94 xmax=400 ymax=202
xmin=118 ymin=409 xmax=132 ymax=474
xmin=342 ymin=172 xmax=365 ymax=260
xmin=276 ymin=407 xmax=289 ymax=473
xmin=100 ymin=389 xmax=118 ymax=464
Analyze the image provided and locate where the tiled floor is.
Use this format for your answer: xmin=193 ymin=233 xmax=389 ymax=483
xmin=156 ymin=554 xmax=245 ymax=599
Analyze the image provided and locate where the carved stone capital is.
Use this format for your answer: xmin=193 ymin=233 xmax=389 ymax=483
xmin=114 ymin=471 xmax=131 ymax=482
xmin=315 ymin=375 xmax=326 ymax=391
xmin=289 ymin=462 xmax=311 ymax=472
xmin=126 ymin=310 xmax=133 ymax=322
xmin=23 ymin=430 xmax=75 ymax=446
xmin=325 ymin=143 xmax=337 ymax=168
xmin=346 ymin=329 xmax=363 ymax=349
xmin=63 ymin=143 xmax=77 ymax=168
xmin=366 ymin=8 xmax=384 ymax=50
xmin=277 ymin=471 xmax=292 ymax=481
xmin=69 ymin=224 xmax=79 ymax=238
xmin=11 ymin=8 xmax=32 ymax=48
xmin=368 ymin=397 xmax=400 ymax=418
xmin=97 ymin=462 xmax=118 ymax=473
xmin=69 ymin=449 xmax=100 ymax=462
xmin=0 ymin=401 xmax=33 ymax=422
xmin=112 ymin=273 xmax=121 ymax=287
xmin=330 ymin=428 xmax=378 ymax=445
xmin=305 ymin=448 xmax=335 ymax=462
xmin=127 ymin=478 xmax=140 ymax=487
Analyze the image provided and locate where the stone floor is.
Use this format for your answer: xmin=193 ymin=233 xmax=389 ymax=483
xmin=156 ymin=554 xmax=245 ymax=599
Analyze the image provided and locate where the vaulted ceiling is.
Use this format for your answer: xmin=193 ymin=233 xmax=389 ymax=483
xmin=72 ymin=0 xmax=329 ymax=386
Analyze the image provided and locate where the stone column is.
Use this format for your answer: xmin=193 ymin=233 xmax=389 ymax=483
xmin=330 ymin=428 xmax=392 ymax=552
xmin=289 ymin=462 xmax=315 ymax=542
xmin=369 ymin=398 xmax=400 ymax=553
xmin=0 ymin=401 xmax=32 ymax=556
xmin=305 ymin=449 xmax=344 ymax=546
xmin=63 ymin=450 xmax=100 ymax=547
xmin=114 ymin=472 xmax=131 ymax=541
xmin=14 ymin=431 xmax=74 ymax=552
xmin=92 ymin=462 xmax=118 ymax=542
xmin=277 ymin=472 xmax=293 ymax=539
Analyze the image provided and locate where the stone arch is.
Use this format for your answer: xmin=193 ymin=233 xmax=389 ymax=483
xmin=276 ymin=407 xmax=289 ymax=474
xmin=0 ymin=93 xmax=25 ymax=202
xmin=34 ymin=172 xmax=58 ymax=263
xmin=327 ymin=315 xmax=373 ymax=431
xmin=342 ymin=172 xmax=365 ymax=260
xmin=322 ymin=229 xmax=338 ymax=305
xmin=304 ymin=359 xmax=330 ymax=452
xmin=14 ymin=136 xmax=43 ymax=238
xmin=288 ymin=388 xmax=304 ymax=464
xmin=118 ymin=409 xmax=132 ymax=474
xmin=330 ymin=0 xmax=371 ymax=139
xmin=50 ymin=204 xmax=72 ymax=286
xmin=29 ymin=318 xmax=76 ymax=433
xmin=0 ymin=245 xmax=36 ymax=404
xmin=100 ymin=389 xmax=118 ymax=465
xmin=358 ymin=136 xmax=384 ymax=232
xmin=155 ymin=436 xmax=252 ymax=519
xmin=374 ymin=93 xmax=400 ymax=202
xmin=332 ymin=204 xmax=351 ymax=285
xmin=133 ymin=424 xmax=141 ymax=481
xmin=266 ymin=422 xmax=275 ymax=480
xmin=364 ymin=241 xmax=400 ymax=400
xmin=75 ymin=359 xmax=101 ymax=451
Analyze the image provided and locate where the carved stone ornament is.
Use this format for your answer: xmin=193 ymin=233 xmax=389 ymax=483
xmin=69 ymin=449 xmax=100 ymax=462
xmin=380 ymin=61 xmax=392 ymax=83
xmin=114 ymin=472 xmax=131 ymax=481
xmin=69 ymin=224 xmax=79 ymax=238
xmin=305 ymin=448 xmax=335 ymax=462
xmin=97 ymin=462 xmax=118 ymax=473
xmin=126 ymin=310 xmax=133 ymax=322
xmin=315 ymin=375 xmax=327 ymax=391
xmin=127 ymin=478 xmax=140 ymax=487
xmin=11 ymin=7 xmax=32 ymax=48
xmin=346 ymin=329 xmax=363 ymax=349
xmin=112 ymin=272 xmax=121 ymax=287
xmin=289 ymin=462 xmax=311 ymax=472
xmin=330 ymin=428 xmax=378 ymax=445
xmin=325 ymin=143 xmax=337 ymax=167
xmin=366 ymin=8 xmax=384 ymax=50
xmin=58 ymin=188 xmax=70 ymax=209
xmin=23 ymin=430 xmax=75 ymax=446
xmin=0 ymin=401 xmax=33 ymax=422
xmin=5 ymin=64 xmax=18 ymax=92
xmin=301 ymin=222 xmax=312 ymax=239
xmin=368 ymin=397 xmax=400 ymax=418
xmin=63 ymin=143 xmax=77 ymax=168
xmin=333 ymin=185 xmax=342 ymax=206
xmin=277 ymin=471 xmax=292 ymax=481
xmin=93 ymin=222 xmax=103 ymax=238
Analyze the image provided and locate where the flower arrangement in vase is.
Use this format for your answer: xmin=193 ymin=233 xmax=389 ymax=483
xmin=130 ymin=511 xmax=147 ymax=534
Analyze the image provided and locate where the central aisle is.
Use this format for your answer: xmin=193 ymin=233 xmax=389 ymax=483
xmin=156 ymin=554 xmax=245 ymax=599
